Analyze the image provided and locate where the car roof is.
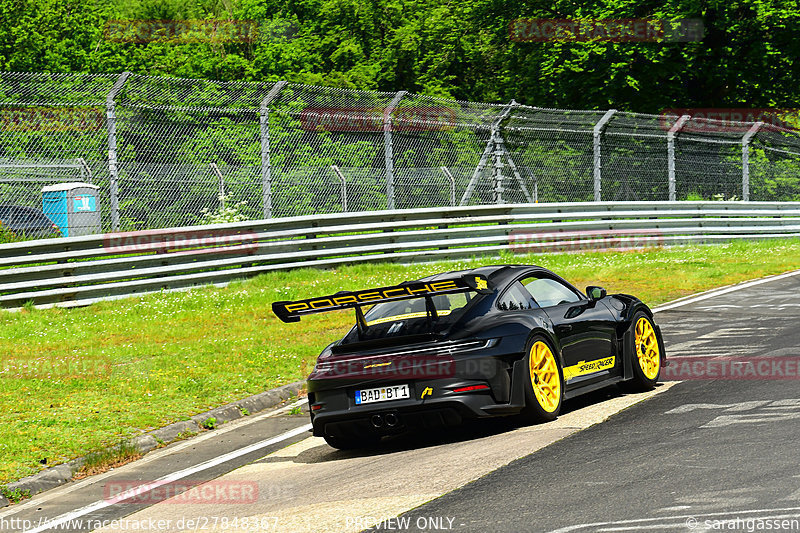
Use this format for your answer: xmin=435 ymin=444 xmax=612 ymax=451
xmin=0 ymin=204 xmax=39 ymax=212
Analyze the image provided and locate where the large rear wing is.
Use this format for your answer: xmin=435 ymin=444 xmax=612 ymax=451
xmin=272 ymin=273 xmax=492 ymax=323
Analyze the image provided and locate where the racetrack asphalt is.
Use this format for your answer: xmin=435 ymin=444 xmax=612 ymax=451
xmin=3 ymin=270 xmax=799 ymax=533
xmin=399 ymin=271 xmax=800 ymax=532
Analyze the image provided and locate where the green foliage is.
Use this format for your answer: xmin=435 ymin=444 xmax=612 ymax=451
xmin=684 ymin=191 xmax=705 ymax=201
xmin=199 ymin=195 xmax=249 ymax=224
xmin=201 ymin=417 xmax=217 ymax=429
xmin=2 ymin=0 xmax=800 ymax=111
xmin=0 ymin=222 xmax=18 ymax=244
xmin=0 ymin=486 xmax=32 ymax=503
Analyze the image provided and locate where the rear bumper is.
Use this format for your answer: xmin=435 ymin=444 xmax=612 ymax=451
xmin=308 ymin=381 xmax=504 ymax=438
xmin=306 ymin=341 xmax=524 ymax=438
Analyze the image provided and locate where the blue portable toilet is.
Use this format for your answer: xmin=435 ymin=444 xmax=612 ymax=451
xmin=42 ymin=182 xmax=101 ymax=237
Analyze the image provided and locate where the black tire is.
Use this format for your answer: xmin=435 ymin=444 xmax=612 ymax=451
xmin=622 ymin=311 xmax=662 ymax=392
xmin=520 ymin=336 xmax=564 ymax=423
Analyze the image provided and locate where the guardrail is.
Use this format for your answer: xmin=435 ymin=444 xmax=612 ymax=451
xmin=2 ymin=201 xmax=800 ymax=310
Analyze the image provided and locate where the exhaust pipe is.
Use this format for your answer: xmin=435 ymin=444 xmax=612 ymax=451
xmin=384 ymin=413 xmax=399 ymax=427
xmin=371 ymin=414 xmax=384 ymax=428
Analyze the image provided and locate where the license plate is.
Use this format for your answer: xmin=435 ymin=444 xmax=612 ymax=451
xmin=355 ymin=384 xmax=410 ymax=405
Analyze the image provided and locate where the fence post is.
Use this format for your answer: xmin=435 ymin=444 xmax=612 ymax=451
xmin=592 ymin=109 xmax=617 ymax=202
xmin=209 ymin=163 xmax=225 ymax=208
xmin=667 ymin=114 xmax=691 ymax=201
xmin=105 ymin=71 xmax=131 ymax=232
xmin=494 ymin=136 xmax=533 ymax=203
xmin=331 ymin=165 xmax=348 ymax=212
xmin=741 ymin=122 xmax=763 ymax=201
xmin=492 ymin=136 xmax=505 ymax=204
xmin=77 ymin=157 xmax=93 ymax=184
xmin=259 ymin=81 xmax=287 ymax=219
xmin=440 ymin=166 xmax=456 ymax=206
xmin=383 ymin=91 xmax=407 ymax=210
xmin=460 ymin=100 xmax=516 ymax=205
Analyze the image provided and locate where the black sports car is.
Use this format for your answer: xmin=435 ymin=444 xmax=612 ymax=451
xmin=0 ymin=205 xmax=60 ymax=239
xmin=273 ymin=265 xmax=666 ymax=450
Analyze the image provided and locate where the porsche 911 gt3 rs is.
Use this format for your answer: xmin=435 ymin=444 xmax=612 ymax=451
xmin=272 ymin=265 xmax=666 ymax=450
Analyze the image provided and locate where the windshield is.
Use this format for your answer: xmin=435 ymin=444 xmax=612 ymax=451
xmin=363 ymin=292 xmax=473 ymax=325
xmin=339 ymin=291 xmax=477 ymax=344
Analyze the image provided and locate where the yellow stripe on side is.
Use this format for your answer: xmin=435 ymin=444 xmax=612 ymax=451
xmin=366 ymin=310 xmax=453 ymax=326
xmin=563 ymin=356 xmax=615 ymax=381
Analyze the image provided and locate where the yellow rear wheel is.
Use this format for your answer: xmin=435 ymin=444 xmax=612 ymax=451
xmin=529 ymin=341 xmax=561 ymax=413
xmin=634 ymin=316 xmax=660 ymax=380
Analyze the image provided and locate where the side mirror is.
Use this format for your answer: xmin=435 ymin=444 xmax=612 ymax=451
xmin=586 ymin=286 xmax=607 ymax=301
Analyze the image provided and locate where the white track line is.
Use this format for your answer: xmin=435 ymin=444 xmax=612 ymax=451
xmin=0 ymin=398 xmax=309 ymax=519
xmin=653 ymin=268 xmax=800 ymax=313
xmin=22 ymin=423 xmax=311 ymax=533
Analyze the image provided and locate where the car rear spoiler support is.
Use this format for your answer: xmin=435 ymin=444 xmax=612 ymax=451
xmin=271 ymin=273 xmax=492 ymax=324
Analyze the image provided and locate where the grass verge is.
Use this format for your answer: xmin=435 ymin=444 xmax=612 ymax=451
xmin=2 ymin=239 xmax=800 ymax=484
xmin=73 ymin=441 xmax=142 ymax=480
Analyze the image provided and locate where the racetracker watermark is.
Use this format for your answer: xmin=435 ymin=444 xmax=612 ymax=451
xmin=660 ymin=108 xmax=800 ymax=133
xmin=509 ymin=18 xmax=704 ymax=42
xmin=299 ymin=107 xmax=457 ymax=132
xmin=1 ymin=355 xmax=111 ymax=380
xmin=104 ymin=19 xmax=260 ymax=43
xmin=103 ymin=229 xmax=259 ymax=255
xmin=104 ymin=480 xmax=259 ymax=504
xmin=509 ymin=229 xmax=664 ymax=254
xmin=1 ymin=106 xmax=104 ymax=132
xmin=663 ymin=357 xmax=800 ymax=381
xmin=313 ymin=354 xmax=458 ymax=380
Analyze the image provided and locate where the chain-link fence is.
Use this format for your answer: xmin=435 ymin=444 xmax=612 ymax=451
xmin=1 ymin=72 xmax=800 ymax=233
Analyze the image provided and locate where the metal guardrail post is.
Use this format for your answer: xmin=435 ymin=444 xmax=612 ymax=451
xmin=667 ymin=115 xmax=691 ymax=201
xmin=440 ymin=166 xmax=456 ymax=206
xmin=260 ymin=81 xmax=287 ymax=219
xmin=383 ymin=91 xmax=407 ymax=210
xmin=741 ymin=122 xmax=763 ymax=202
xmin=592 ymin=109 xmax=617 ymax=202
xmin=331 ymin=165 xmax=348 ymax=212
xmin=105 ymin=71 xmax=131 ymax=232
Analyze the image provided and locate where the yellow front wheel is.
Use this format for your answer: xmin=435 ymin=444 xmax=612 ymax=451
xmin=522 ymin=338 xmax=563 ymax=422
xmin=625 ymin=312 xmax=661 ymax=391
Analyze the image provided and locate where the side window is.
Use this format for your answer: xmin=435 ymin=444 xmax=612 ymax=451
xmin=497 ymin=282 xmax=536 ymax=311
xmin=521 ymin=276 xmax=582 ymax=308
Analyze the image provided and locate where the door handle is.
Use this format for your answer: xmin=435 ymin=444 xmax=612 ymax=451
xmin=561 ymin=324 xmax=573 ymax=331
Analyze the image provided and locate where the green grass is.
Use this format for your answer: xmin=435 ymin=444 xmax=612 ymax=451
xmin=2 ymin=239 xmax=800 ymax=484
xmin=74 ymin=440 xmax=141 ymax=479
